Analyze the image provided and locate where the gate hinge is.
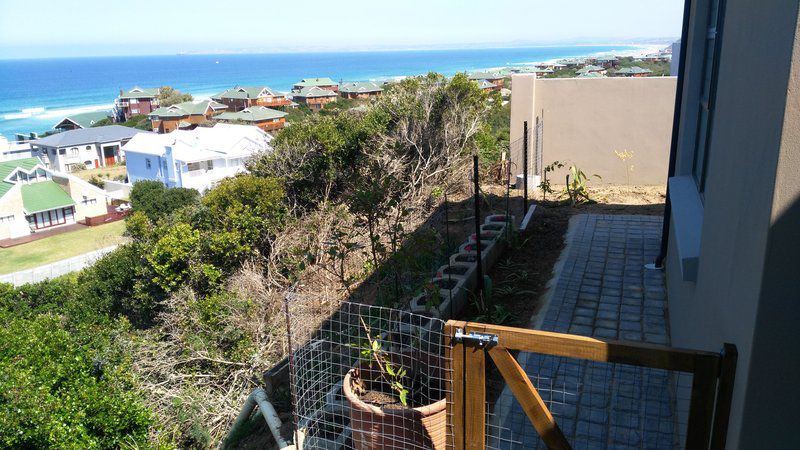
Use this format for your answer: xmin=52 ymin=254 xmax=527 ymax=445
xmin=454 ymin=328 xmax=498 ymax=348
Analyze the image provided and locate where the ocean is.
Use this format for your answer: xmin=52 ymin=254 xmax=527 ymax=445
xmin=0 ymin=45 xmax=645 ymax=139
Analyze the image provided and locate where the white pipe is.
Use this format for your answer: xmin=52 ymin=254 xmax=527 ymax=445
xmin=223 ymin=387 xmax=289 ymax=449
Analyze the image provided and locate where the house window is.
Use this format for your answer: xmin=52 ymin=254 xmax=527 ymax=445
xmin=187 ymin=162 xmax=201 ymax=171
xmin=146 ymin=158 xmax=152 ymax=169
xmin=132 ymin=108 xmax=140 ymax=114
xmin=0 ymin=215 xmax=14 ymax=223
xmin=70 ymin=148 xmax=79 ymax=157
xmin=130 ymin=98 xmax=139 ymax=104
xmin=28 ymin=207 xmax=73 ymax=229
xmin=692 ymin=0 xmax=726 ymax=194
xmin=85 ymin=145 xmax=92 ymax=150
xmin=81 ymin=195 xmax=97 ymax=205
xmin=58 ymin=148 xmax=66 ymax=155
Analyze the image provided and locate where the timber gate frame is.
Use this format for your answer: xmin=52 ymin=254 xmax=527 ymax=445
xmin=444 ymin=320 xmax=738 ymax=450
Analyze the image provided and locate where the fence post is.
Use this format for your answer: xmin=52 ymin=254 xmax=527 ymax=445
xmin=686 ymin=355 xmax=720 ymax=449
xmin=445 ymin=320 xmax=466 ymax=450
xmin=710 ymin=343 xmax=738 ymax=450
xmin=473 ymin=155 xmax=484 ymax=303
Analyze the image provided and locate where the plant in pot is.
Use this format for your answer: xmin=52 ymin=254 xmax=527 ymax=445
xmin=343 ymin=318 xmax=446 ymax=450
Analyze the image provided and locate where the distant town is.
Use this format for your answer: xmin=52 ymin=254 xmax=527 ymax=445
xmin=0 ymin=45 xmax=674 ymax=257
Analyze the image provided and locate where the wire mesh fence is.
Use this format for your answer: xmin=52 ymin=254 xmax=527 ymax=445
xmin=488 ymin=352 xmax=692 ymax=449
xmin=286 ymin=297 xmax=453 ymax=449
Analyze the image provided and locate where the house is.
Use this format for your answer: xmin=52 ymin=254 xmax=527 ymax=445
xmin=0 ymin=157 xmax=109 ymax=239
xmin=660 ymin=0 xmax=800 ymax=447
xmin=339 ymin=82 xmax=383 ymax=99
xmin=468 ymin=71 xmax=506 ymax=87
xmin=292 ymin=86 xmax=339 ymax=111
xmin=293 ymin=78 xmax=339 ymax=93
xmin=614 ymin=66 xmax=654 ymax=77
xmin=211 ymin=86 xmax=291 ymax=112
xmin=0 ymin=137 xmax=34 ymax=161
xmin=215 ymin=106 xmax=288 ymax=132
xmin=122 ymin=123 xmax=272 ymax=192
xmin=556 ymin=57 xmax=588 ymax=68
xmin=474 ymin=79 xmax=499 ymax=91
xmin=595 ymin=56 xmax=619 ymax=68
xmin=116 ymin=87 xmax=160 ymax=121
xmin=575 ymin=64 xmax=606 ymax=75
xmin=148 ymin=100 xmax=228 ymax=133
xmin=575 ymin=71 xmax=606 ymax=78
xmin=639 ymin=52 xmax=671 ymax=62
xmin=52 ymin=110 xmax=112 ymax=132
xmin=30 ymin=125 xmax=147 ymax=172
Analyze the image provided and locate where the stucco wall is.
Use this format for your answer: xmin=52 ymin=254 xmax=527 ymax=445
xmin=0 ymin=184 xmax=29 ymax=239
xmin=510 ymin=75 xmax=676 ymax=185
xmin=665 ymin=0 xmax=800 ymax=448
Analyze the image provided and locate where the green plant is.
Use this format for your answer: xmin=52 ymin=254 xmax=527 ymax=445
xmin=563 ymin=164 xmax=600 ymax=205
xmin=539 ymin=160 xmax=564 ymax=201
xmin=422 ymin=281 xmax=443 ymax=312
xmin=613 ymin=149 xmax=635 ymax=185
xmin=354 ymin=317 xmax=410 ymax=406
xmin=474 ymin=304 xmax=513 ymax=325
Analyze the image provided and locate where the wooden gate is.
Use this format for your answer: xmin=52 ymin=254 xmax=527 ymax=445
xmin=444 ymin=320 xmax=737 ymax=450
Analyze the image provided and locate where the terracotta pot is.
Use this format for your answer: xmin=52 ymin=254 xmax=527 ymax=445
xmin=342 ymin=355 xmax=446 ymax=450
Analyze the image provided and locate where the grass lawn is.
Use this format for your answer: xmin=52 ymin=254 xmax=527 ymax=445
xmin=71 ymin=163 xmax=128 ymax=182
xmin=0 ymin=221 xmax=128 ymax=274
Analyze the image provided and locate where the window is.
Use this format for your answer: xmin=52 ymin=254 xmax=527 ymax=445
xmin=58 ymin=148 xmax=66 ymax=155
xmin=132 ymin=108 xmax=140 ymax=114
xmin=146 ymin=158 xmax=151 ymax=169
xmin=187 ymin=162 xmax=201 ymax=171
xmin=85 ymin=145 xmax=92 ymax=150
xmin=0 ymin=215 xmax=14 ymax=223
xmin=29 ymin=207 xmax=74 ymax=229
xmin=81 ymin=195 xmax=97 ymax=205
xmin=692 ymin=0 xmax=726 ymax=194
xmin=70 ymin=148 xmax=79 ymax=157
xmin=130 ymin=98 xmax=139 ymax=104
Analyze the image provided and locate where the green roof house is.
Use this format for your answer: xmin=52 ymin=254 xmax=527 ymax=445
xmin=116 ymin=87 xmax=162 ymax=121
xmin=211 ymin=86 xmax=291 ymax=111
xmin=148 ymin=100 xmax=228 ymax=133
xmin=53 ymin=110 xmax=112 ymax=132
xmin=575 ymin=65 xmax=606 ymax=75
xmin=339 ymin=82 xmax=383 ymax=99
xmin=614 ymin=66 xmax=654 ymax=77
xmin=0 ymin=157 xmax=109 ymax=240
xmin=576 ymin=71 xmax=607 ymax=78
xmin=215 ymin=106 xmax=288 ymax=131
xmin=292 ymin=86 xmax=339 ymax=111
xmin=293 ymin=78 xmax=339 ymax=92
xmin=468 ymin=71 xmax=507 ymax=87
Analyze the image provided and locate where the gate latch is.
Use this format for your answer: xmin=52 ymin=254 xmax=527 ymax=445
xmin=454 ymin=328 xmax=498 ymax=348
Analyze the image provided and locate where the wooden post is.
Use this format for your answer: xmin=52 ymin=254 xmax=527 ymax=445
xmin=710 ymin=343 xmax=738 ymax=450
xmin=464 ymin=343 xmax=486 ymax=449
xmin=686 ymin=355 xmax=720 ymax=449
xmin=446 ymin=321 xmax=466 ymax=450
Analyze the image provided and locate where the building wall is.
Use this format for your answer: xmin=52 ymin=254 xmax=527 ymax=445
xmin=126 ymin=151 xmax=166 ymax=185
xmin=122 ymin=98 xmax=158 ymax=121
xmin=0 ymin=185 xmax=30 ymax=239
xmin=665 ymin=0 xmax=800 ymax=448
xmin=52 ymin=174 xmax=107 ymax=220
xmin=510 ymin=75 xmax=676 ymax=185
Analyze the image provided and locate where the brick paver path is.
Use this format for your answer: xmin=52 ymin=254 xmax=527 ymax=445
xmin=492 ymin=214 xmax=684 ymax=449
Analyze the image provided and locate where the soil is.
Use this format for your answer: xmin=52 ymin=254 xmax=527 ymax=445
xmin=360 ymin=389 xmax=407 ymax=410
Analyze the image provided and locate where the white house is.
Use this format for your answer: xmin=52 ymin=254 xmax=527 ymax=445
xmin=122 ymin=123 xmax=273 ymax=192
xmin=0 ymin=137 xmax=34 ymax=161
xmin=0 ymin=157 xmax=111 ymax=240
xmin=30 ymin=125 xmax=148 ymax=172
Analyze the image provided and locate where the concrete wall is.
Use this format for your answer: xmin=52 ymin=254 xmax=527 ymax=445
xmin=665 ymin=0 xmax=800 ymax=448
xmin=510 ymin=75 xmax=676 ymax=185
xmin=0 ymin=184 xmax=29 ymax=239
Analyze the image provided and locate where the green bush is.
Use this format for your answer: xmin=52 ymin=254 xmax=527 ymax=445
xmin=130 ymin=180 xmax=199 ymax=222
xmin=0 ymin=314 xmax=153 ymax=449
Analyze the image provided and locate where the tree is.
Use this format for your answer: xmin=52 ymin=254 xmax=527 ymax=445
xmin=129 ymin=180 xmax=199 ymax=222
xmin=158 ymin=86 xmax=193 ymax=107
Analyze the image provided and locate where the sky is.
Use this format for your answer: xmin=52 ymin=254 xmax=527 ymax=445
xmin=0 ymin=0 xmax=684 ymax=59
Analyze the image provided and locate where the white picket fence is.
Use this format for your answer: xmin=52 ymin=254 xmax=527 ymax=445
xmin=0 ymin=245 xmax=118 ymax=286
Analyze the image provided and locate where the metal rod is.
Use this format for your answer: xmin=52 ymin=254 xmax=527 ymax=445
xmin=523 ymin=120 xmax=529 ymax=213
xmin=473 ymin=155 xmax=484 ymax=303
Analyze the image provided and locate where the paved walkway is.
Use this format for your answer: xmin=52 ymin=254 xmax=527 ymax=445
xmin=492 ymin=214 xmax=684 ymax=449
xmin=0 ymin=245 xmax=118 ymax=286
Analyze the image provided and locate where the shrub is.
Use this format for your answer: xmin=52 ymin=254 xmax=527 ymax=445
xmin=130 ymin=180 xmax=199 ymax=222
xmin=0 ymin=314 xmax=153 ymax=449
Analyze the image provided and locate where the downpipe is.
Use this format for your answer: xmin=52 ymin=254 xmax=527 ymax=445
xmin=222 ymin=387 xmax=290 ymax=449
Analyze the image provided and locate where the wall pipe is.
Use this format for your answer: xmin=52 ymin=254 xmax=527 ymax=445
xmin=222 ymin=387 xmax=289 ymax=449
xmin=654 ymin=0 xmax=693 ymax=268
